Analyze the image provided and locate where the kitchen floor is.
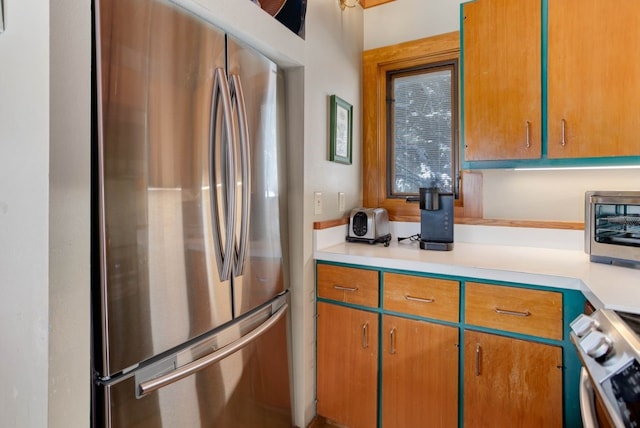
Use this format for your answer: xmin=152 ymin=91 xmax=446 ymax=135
xmin=307 ymin=417 xmax=343 ymax=428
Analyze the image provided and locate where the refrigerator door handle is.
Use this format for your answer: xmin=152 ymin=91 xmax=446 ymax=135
xmin=229 ymin=74 xmax=250 ymax=276
xmin=136 ymin=303 xmax=287 ymax=398
xmin=210 ymin=67 xmax=237 ymax=281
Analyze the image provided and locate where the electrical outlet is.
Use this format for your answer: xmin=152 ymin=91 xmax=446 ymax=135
xmin=338 ymin=192 xmax=345 ymax=212
xmin=314 ymin=192 xmax=322 ymax=215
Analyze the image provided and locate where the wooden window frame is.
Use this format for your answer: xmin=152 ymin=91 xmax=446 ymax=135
xmin=363 ymin=31 xmax=482 ymax=222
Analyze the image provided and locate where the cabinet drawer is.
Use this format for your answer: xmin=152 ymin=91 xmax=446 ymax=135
xmin=317 ymin=264 xmax=379 ymax=308
xmin=465 ymin=282 xmax=563 ymax=340
xmin=383 ymin=273 xmax=459 ymax=322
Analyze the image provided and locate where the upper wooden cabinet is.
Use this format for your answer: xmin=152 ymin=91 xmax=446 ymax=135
xmin=547 ymin=0 xmax=640 ymax=158
xmin=360 ymin=0 xmax=395 ymax=8
xmin=462 ymin=0 xmax=542 ymax=161
xmin=463 ymin=0 xmax=640 ymax=163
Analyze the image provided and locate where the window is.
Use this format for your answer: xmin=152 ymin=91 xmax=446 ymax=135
xmin=363 ymin=32 xmax=480 ymax=221
xmin=387 ymin=61 xmax=458 ymax=197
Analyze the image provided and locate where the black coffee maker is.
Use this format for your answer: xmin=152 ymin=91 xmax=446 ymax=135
xmin=419 ymin=187 xmax=454 ymax=251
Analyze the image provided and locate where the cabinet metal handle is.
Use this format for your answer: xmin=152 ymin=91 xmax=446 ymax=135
xmin=389 ymin=327 xmax=397 ymax=355
xmin=361 ymin=322 xmax=369 ymax=349
xmin=525 ymin=121 xmax=531 ymax=148
xmin=560 ymin=118 xmax=566 ymax=147
xmin=495 ymin=308 xmax=531 ymax=317
xmin=404 ymin=294 xmax=434 ymax=304
xmin=475 ymin=344 xmax=481 ymax=376
xmin=334 ymin=285 xmax=358 ymax=292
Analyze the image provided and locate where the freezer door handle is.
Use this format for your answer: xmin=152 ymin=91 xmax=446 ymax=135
xmin=209 ymin=67 xmax=237 ymax=281
xmin=229 ymin=74 xmax=250 ymax=276
xmin=136 ymin=303 xmax=287 ymax=398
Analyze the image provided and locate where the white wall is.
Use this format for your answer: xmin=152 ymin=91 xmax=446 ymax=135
xmin=364 ymin=0 xmax=466 ymax=50
xmin=364 ymin=0 xmax=640 ymax=222
xmin=49 ymin=0 xmax=91 ymax=426
xmin=301 ymin=1 xmax=364 ymax=425
xmin=0 ymin=0 xmax=51 ymax=426
xmin=0 ymin=0 xmax=91 ymax=426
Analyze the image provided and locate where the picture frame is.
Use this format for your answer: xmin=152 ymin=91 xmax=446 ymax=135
xmin=0 ymin=0 xmax=4 ymax=33
xmin=329 ymin=95 xmax=353 ymax=165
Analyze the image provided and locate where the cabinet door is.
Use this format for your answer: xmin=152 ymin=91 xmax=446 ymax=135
xmin=316 ymin=302 xmax=378 ymax=428
xmin=462 ymin=0 xmax=541 ymax=161
xmin=548 ymin=0 xmax=640 ymax=158
xmin=464 ymin=330 xmax=563 ymax=427
xmin=382 ymin=315 xmax=458 ymax=428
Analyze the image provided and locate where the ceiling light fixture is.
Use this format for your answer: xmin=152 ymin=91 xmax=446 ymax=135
xmin=339 ymin=0 xmax=360 ymax=11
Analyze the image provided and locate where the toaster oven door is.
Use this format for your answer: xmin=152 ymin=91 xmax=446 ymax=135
xmin=587 ymin=193 xmax=640 ymax=265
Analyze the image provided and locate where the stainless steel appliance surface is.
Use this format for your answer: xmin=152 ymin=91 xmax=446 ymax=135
xmin=346 ymin=207 xmax=391 ymax=246
xmin=92 ymin=0 xmax=292 ymax=425
xmin=585 ymin=191 xmax=640 ymax=268
xmin=570 ymin=309 xmax=640 ymax=427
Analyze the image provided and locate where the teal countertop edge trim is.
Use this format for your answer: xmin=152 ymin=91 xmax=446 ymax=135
xmin=315 ymin=260 xmax=586 ymax=428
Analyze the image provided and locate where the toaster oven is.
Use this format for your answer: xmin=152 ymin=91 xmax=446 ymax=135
xmin=585 ymin=190 xmax=640 ymax=268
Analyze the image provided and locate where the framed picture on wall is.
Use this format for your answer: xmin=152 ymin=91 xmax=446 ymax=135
xmin=329 ymin=95 xmax=353 ymax=165
xmin=0 ymin=0 xmax=5 ymax=33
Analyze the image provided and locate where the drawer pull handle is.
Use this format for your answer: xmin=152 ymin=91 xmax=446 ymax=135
xmin=334 ymin=285 xmax=358 ymax=292
xmin=495 ymin=308 xmax=531 ymax=317
xmin=361 ymin=322 xmax=369 ymax=349
xmin=405 ymin=295 xmax=434 ymax=304
xmin=389 ymin=327 xmax=397 ymax=355
xmin=525 ymin=120 xmax=531 ymax=148
xmin=560 ymin=118 xmax=566 ymax=147
xmin=475 ymin=344 xmax=482 ymax=376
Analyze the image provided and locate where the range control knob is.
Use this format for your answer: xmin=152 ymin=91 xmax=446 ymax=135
xmin=570 ymin=314 xmax=599 ymax=337
xmin=579 ymin=330 xmax=614 ymax=363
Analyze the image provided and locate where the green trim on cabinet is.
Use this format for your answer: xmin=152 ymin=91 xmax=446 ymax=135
xmin=460 ymin=0 xmax=640 ymax=170
xmin=315 ymin=260 xmax=586 ymax=428
xmin=541 ymin=0 xmax=548 ymax=158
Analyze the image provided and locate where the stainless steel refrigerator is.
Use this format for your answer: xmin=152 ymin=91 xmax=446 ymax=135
xmin=92 ymin=0 xmax=292 ymax=426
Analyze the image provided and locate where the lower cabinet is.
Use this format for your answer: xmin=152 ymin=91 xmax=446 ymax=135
xmin=315 ymin=262 xmax=584 ymax=428
xmin=382 ymin=314 xmax=458 ymax=428
xmin=316 ymin=302 xmax=378 ymax=428
xmin=463 ymin=330 xmax=563 ymax=427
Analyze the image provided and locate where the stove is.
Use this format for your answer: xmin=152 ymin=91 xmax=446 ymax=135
xmin=570 ymin=309 xmax=640 ymax=427
xmin=618 ymin=311 xmax=640 ymax=337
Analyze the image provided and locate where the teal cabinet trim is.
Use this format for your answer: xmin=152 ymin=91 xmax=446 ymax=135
xmin=463 ymin=155 xmax=640 ymax=170
xmin=541 ymin=0 xmax=549 ymax=158
xmin=460 ymin=0 xmax=640 ymax=170
xmin=315 ymin=260 xmax=586 ymax=428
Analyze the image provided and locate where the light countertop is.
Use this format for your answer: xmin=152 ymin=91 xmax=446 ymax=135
xmin=313 ymin=223 xmax=640 ymax=315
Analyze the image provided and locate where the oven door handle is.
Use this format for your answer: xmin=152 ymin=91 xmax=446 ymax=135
xmin=580 ymin=367 xmax=599 ymax=428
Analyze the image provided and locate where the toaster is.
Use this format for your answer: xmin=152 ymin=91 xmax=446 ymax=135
xmin=346 ymin=208 xmax=391 ymax=246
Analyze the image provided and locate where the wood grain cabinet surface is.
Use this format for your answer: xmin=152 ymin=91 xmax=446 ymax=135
xmin=462 ymin=0 xmax=542 ymax=161
xmin=382 ymin=314 xmax=458 ymax=428
xmin=465 ymin=281 xmax=563 ymax=340
xmin=547 ymin=0 xmax=640 ymax=159
xmin=315 ymin=263 xmax=581 ymax=427
xmin=463 ymin=330 xmax=563 ymax=427
xmin=317 ymin=264 xmax=378 ymax=308
xmin=383 ymin=272 xmax=459 ymax=322
xmin=463 ymin=0 xmax=640 ymax=163
xmin=316 ymin=302 xmax=378 ymax=428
